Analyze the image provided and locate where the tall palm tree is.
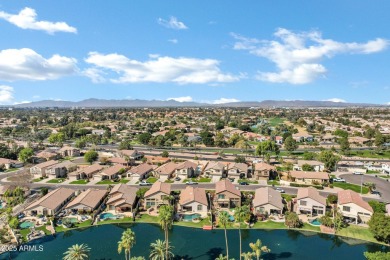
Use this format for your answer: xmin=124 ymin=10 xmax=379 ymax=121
xmin=241 ymin=252 xmax=255 ymax=260
xmin=218 ymin=211 xmax=230 ymax=260
xmin=158 ymin=204 xmax=174 ymax=259
xmin=249 ymin=239 xmax=270 ymax=260
xmin=149 ymin=239 xmax=174 ymax=260
xmin=234 ymin=205 xmax=251 ymax=259
xmin=118 ymin=228 xmax=136 ymax=260
xmin=215 ymin=254 xmax=227 ymax=260
xmin=63 ymin=244 xmax=90 ymax=260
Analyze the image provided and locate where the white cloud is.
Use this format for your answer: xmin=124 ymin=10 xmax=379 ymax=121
xmin=14 ymin=100 xmax=31 ymax=105
xmin=212 ymin=98 xmax=240 ymax=104
xmin=168 ymin=39 xmax=178 ymax=44
xmin=0 ymin=85 xmax=14 ymax=104
xmin=0 ymin=48 xmax=77 ymax=81
xmin=84 ymin=52 xmax=239 ymax=84
xmin=232 ymin=28 xmax=389 ymax=84
xmin=167 ymin=96 xmax=193 ymax=102
xmin=32 ymin=95 xmax=40 ymax=99
xmin=158 ymin=16 xmax=188 ymax=30
xmin=0 ymin=7 xmax=77 ymax=34
xmin=324 ymin=98 xmax=347 ymax=103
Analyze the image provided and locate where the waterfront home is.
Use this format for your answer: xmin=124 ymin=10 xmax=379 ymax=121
xmin=252 ymin=187 xmax=284 ymax=216
xmin=295 ymin=187 xmax=326 ymax=216
xmin=106 ymin=184 xmax=138 ymax=212
xmin=45 ymin=160 xmax=77 ymax=178
xmin=178 ymin=186 xmax=208 ymax=217
xmin=0 ymin=158 xmax=23 ymax=170
xmin=337 ymin=190 xmax=373 ymax=224
xmin=65 ymin=189 xmax=107 ymax=213
xmin=25 ymin=188 xmax=75 ymax=216
xmin=93 ymin=164 xmax=126 ymax=181
xmin=226 ymin=163 xmax=248 ymax=179
xmin=174 ymin=161 xmax=198 ymax=179
xmin=68 ymin=164 xmax=105 ymax=181
xmin=204 ymin=162 xmax=226 ymax=178
xmin=144 ymin=181 xmax=172 ymax=210
xmin=153 ymin=162 xmax=178 ymax=181
xmin=30 ymin=160 xmax=59 ymax=178
xmin=214 ymin=179 xmax=241 ymax=209
xmin=252 ymin=162 xmax=276 ymax=180
xmin=288 ymin=171 xmax=329 ymax=185
xmin=58 ymin=146 xmax=80 ymax=158
xmin=127 ymin=163 xmax=155 ymax=180
xmin=293 ymin=160 xmax=325 ymax=172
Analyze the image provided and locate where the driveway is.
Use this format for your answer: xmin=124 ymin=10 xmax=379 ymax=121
xmin=339 ymin=173 xmax=390 ymax=203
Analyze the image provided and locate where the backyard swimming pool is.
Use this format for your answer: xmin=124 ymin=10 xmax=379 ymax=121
xmin=310 ymin=219 xmax=322 ymax=226
xmin=19 ymin=221 xmax=34 ymax=229
xmin=182 ymin=213 xmax=201 ymax=221
xmin=100 ymin=213 xmax=118 ymax=220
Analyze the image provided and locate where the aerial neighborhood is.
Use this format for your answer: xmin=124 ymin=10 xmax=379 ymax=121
xmin=0 ymin=107 xmax=389 ymax=258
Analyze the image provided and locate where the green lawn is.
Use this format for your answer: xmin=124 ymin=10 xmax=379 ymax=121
xmin=98 ymin=217 xmax=133 ymax=225
xmin=70 ymin=179 xmax=89 ymax=184
xmin=55 ymin=219 xmax=92 ymax=233
xmin=366 ymin=170 xmax=380 ymax=174
xmin=96 ymin=179 xmax=129 ymax=185
xmin=146 ymin=177 xmax=158 ymax=183
xmin=135 ymin=214 xmax=158 ymax=223
xmin=267 ymin=117 xmax=286 ymax=126
xmin=120 ymin=179 xmax=130 ymax=184
xmin=252 ymin=220 xmax=286 ymax=229
xmin=346 ymin=150 xmax=390 ymax=159
xmin=165 ymin=180 xmax=174 ymax=183
xmin=5 ymin=168 xmax=19 ymax=172
xmin=332 ymin=182 xmax=369 ymax=194
xmin=46 ymin=178 xmax=66 ymax=183
xmin=380 ymin=175 xmax=390 ymax=179
xmin=175 ymin=218 xmax=210 ymax=228
xmin=267 ymin=180 xmax=280 ymax=185
xmin=32 ymin=178 xmax=43 ymax=182
xmin=238 ymin=178 xmax=258 ymax=184
xmin=182 ymin=177 xmax=212 ymax=183
xmin=337 ymin=225 xmax=378 ymax=243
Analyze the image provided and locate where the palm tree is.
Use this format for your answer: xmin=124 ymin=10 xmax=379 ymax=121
xmin=215 ymin=254 xmax=227 ymax=260
xmin=241 ymin=252 xmax=255 ymax=260
xmin=218 ymin=211 xmax=230 ymax=260
xmin=118 ymin=228 xmax=136 ymax=260
xmin=63 ymin=244 xmax=90 ymax=260
xmin=234 ymin=205 xmax=251 ymax=259
xmin=249 ymin=239 xmax=270 ymax=260
xmin=158 ymin=204 xmax=174 ymax=259
xmin=149 ymin=239 xmax=174 ymax=260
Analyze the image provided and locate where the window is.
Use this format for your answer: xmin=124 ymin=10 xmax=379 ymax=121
xmin=197 ymin=205 xmax=203 ymax=211
xmin=218 ymin=194 xmax=225 ymax=199
xmin=343 ymin=206 xmax=351 ymax=212
xmin=300 ymin=200 xmax=307 ymax=206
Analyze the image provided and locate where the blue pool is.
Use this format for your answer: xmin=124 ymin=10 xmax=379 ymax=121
xmin=310 ymin=219 xmax=322 ymax=226
xmin=182 ymin=213 xmax=201 ymax=221
xmin=19 ymin=221 xmax=34 ymax=229
xmin=100 ymin=213 xmax=117 ymax=220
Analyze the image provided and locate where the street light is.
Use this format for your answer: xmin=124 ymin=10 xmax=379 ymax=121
xmin=360 ymin=174 xmax=364 ymax=194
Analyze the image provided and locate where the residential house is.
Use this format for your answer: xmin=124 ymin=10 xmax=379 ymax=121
xmin=252 ymin=187 xmax=284 ymax=215
xmin=109 ymin=157 xmax=130 ymax=166
xmin=226 ymin=163 xmax=248 ymax=179
xmin=68 ymin=164 xmax=104 ymax=181
xmin=178 ymin=186 xmax=208 ymax=217
xmin=288 ymin=171 xmax=329 ymax=185
xmin=174 ymin=161 xmax=198 ymax=179
xmin=30 ymin=160 xmax=59 ymax=178
xmin=204 ymin=162 xmax=226 ymax=179
xmin=293 ymin=160 xmax=325 ymax=172
xmin=25 ymin=188 xmax=75 ymax=216
xmin=34 ymin=151 xmax=58 ymax=163
xmin=58 ymin=146 xmax=80 ymax=158
xmin=127 ymin=163 xmax=155 ymax=180
xmin=337 ymin=190 xmax=373 ymax=224
xmin=94 ymin=164 xmax=126 ymax=181
xmin=65 ymin=189 xmax=107 ymax=213
xmin=106 ymin=184 xmax=138 ymax=213
xmin=214 ymin=179 xmax=241 ymax=209
xmin=252 ymin=162 xmax=276 ymax=180
xmin=292 ymin=133 xmax=314 ymax=142
xmin=0 ymin=158 xmax=23 ymax=170
xmin=45 ymin=161 xmax=77 ymax=178
xmin=118 ymin=150 xmax=144 ymax=162
xmin=295 ymin=187 xmax=326 ymax=216
xmin=154 ymin=162 xmax=178 ymax=181
xmin=144 ymin=181 xmax=171 ymax=210
xmin=382 ymin=163 xmax=390 ymax=174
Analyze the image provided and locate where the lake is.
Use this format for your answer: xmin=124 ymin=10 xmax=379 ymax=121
xmin=1 ymin=224 xmax=388 ymax=260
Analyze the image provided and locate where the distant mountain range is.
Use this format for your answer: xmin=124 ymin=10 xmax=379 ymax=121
xmin=7 ymin=98 xmax=386 ymax=108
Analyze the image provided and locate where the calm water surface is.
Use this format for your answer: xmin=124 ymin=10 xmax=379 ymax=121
xmin=2 ymin=223 xmax=388 ymax=260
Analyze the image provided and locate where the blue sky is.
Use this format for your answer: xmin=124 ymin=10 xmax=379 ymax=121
xmin=0 ymin=1 xmax=389 ymax=105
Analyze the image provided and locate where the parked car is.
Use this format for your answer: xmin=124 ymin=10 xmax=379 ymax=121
xmin=274 ymin=187 xmax=285 ymax=193
xmin=139 ymin=181 xmax=152 ymax=186
xmin=353 ymin=172 xmax=364 ymax=175
xmin=174 ymin=177 xmax=181 ymax=181
xmin=371 ymin=190 xmax=381 ymax=196
xmin=185 ymin=181 xmax=198 ymax=185
xmin=239 ymin=182 xmax=249 ymax=185
xmin=333 ymin=177 xmax=346 ymax=182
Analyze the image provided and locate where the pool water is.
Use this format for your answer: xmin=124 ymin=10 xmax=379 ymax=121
xmin=220 ymin=211 xmax=235 ymax=221
xmin=65 ymin=218 xmax=79 ymax=223
xmin=100 ymin=213 xmax=117 ymax=220
xmin=310 ymin=219 xmax=322 ymax=226
xmin=182 ymin=213 xmax=201 ymax=221
xmin=19 ymin=221 xmax=34 ymax=229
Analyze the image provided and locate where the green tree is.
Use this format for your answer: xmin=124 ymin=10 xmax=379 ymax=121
xmin=161 ymin=151 xmax=169 ymax=158
xmin=119 ymin=140 xmax=133 ymax=150
xmin=149 ymin=239 xmax=173 ymax=260
xmin=234 ymin=205 xmax=251 ymax=259
xmin=284 ymin=136 xmax=298 ymax=154
xmin=18 ymin=147 xmax=34 ymax=163
xmin=118 ymin=228 xmax=136 ymax=260
xmin=215 ymin=254 xmax=227 ymax=260
xmin=219 ymin=211 xmax=230 ymax=260
xmin=84 ymin=150 xmax=98 ymax=164
xmin=8 ymin=217 xmax=19 ymax=229
xmin=63 ymin=244 xmax=90 ymax=260
xmin=137 ymin=133 xmax=152 ymax=145
xmin=301 ymin=164 xmax=315 ymax=171
xmin=215 ymin=132 xmax=228 ymax=148
xmin=48 ymin=132 xmax=65 ymax=146
xmin=368 ymin=201 xmax=386 ymax=213
xmin=249 ymin=239 xmax=271 ymax=260
xmin=317 ymin=150 xmax=340 ymax=171
xmin=364 ymin=251 xmax=390 ymax=260
xmin=41 ymin=187 xmax=49 ymax=196
xmin=75 ymin=139 xmax=87 ymax=149
xmin=338 ymin=137 xmax=350 ymax=155
xmin=368 ymin=213 xmax=390 ymax=243
xmin=158 ymin=205 xmax=174 ymax=259
xmin=285 ymin=212 xmax=301 ymax=228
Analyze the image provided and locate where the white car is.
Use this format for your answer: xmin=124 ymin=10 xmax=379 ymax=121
xmin=353 ymin=172 xmax=364 ymax=175
xmin=333 ymin=177 xmax=346 ymax=182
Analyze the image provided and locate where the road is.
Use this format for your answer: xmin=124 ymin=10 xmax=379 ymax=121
xmin=340 ymin=173 xmax=390 ymax=203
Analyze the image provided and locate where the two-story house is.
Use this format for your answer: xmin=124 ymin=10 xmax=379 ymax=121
xmin=214 ymin=179 xmax=241 ymax=209
xmin=174 ymin=161 xmax=198 ymax=179
xmin=178 ymin=186 xmax=208 ymax=217
xmin=252 ymin=187 xmax=284 ymax=215
xmin=226 ymin=163 xmax=248 ymax=179
xmin=295 ymin=187 xmax=327 ymax=216
xmin=252 ymin=162 xmax=276 ymax=180
xmin=144 ymin=181 xmax=172 ymax=210
xmin=337 ymin=190 xmax=373 ymax=224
